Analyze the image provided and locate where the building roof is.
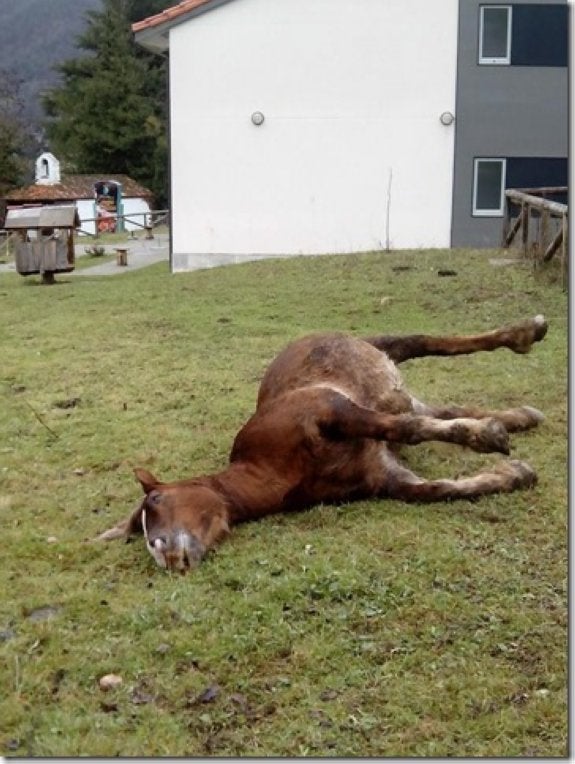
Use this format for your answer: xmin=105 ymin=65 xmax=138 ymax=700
xmin=132 ymin=0 xmax=213 ymax=32
xmin=133 ymin=0 xmax=233 ymax=53
xmin=5 ymin=174 xmax=153 ymax=203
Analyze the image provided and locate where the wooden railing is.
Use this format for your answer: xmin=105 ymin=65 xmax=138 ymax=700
xmin=77 ymin=209 xmax=169 ymax=238
xmin=502 ymin=187 xmax=568 ymax=286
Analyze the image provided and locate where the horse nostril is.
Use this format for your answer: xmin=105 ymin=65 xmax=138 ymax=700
xmin=149 ymin=531 xmax=204 ymax=573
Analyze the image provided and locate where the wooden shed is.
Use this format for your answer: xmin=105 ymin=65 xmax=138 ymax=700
xmin=4 ymin=204 xmax=80 ymax=283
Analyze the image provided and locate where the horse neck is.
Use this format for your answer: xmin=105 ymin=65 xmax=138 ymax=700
xmin=209 ymin=462 xmax=291 ymax=523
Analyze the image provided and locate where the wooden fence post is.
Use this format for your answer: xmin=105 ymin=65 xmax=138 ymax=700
xmin=538 ymin=209 xmax=549 ymax=265
xmin=501 ymin=196 xmax=511 ymax=247
xmin=521 ymin=204 xmax=530 ymax=261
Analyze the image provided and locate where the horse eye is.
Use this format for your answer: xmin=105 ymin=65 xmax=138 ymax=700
xmin=145 ymin=491 xmax=163 ymax=513
xmin=147 ymin=491 xmax=163 ymax=507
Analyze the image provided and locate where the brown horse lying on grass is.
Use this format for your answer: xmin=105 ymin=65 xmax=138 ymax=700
xmin=98 ymin=315 xmax=548 ymax=574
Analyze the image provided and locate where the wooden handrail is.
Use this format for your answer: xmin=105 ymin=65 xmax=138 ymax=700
xmin=505 ymin=190 xmax=567 ymax=216
xmin=513 ymin=186 xmax=567 ymax=196
xmin=502 ymin=187 xmax=568 ymax=289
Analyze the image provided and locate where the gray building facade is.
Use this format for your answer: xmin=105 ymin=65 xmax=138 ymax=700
xmin=451 ymin=0 xmax=569 ymax=248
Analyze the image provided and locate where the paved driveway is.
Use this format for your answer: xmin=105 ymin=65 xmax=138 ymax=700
xmin=0 ymin=233 xmax=169 ymax=277
xmin=72 ymin=234 xmax=169 ymax=275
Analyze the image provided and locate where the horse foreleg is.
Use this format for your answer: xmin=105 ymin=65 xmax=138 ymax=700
xmin=319 ymin=394 xmax=511 ymax=454
xmin=95 ymin=499 xmax=144 ymax=541
xmin=409 ymin=398 xmax=544 ymax=433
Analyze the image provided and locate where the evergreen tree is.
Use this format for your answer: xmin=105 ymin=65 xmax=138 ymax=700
xmin=0 ymin=70 xmax=30 ymax=195
xmin=43 ymin=0 xmax=171 ymax=206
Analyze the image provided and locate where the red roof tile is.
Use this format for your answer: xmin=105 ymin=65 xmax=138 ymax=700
xmin=132 ymin=0 xmax=215 ymax=33
xmin=5 ymin=174 xmax=153 ymax=203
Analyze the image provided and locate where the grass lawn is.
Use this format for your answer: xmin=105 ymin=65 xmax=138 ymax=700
xmin=0 ymin=248 xmax=567 ymax=757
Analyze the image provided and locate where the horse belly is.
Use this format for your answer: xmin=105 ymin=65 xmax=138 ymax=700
xmin=258 ymin=333 xmax=411 ymax=414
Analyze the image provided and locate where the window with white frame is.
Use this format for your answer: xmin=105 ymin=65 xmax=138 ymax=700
xmin=479 ymin=5 xmax=512 ymax=64
xmin=473 ymin=159 xmax=506 ymax=216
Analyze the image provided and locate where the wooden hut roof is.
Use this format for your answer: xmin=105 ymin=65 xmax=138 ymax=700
xmin=4 ymin=204 xmax=81 ymax=230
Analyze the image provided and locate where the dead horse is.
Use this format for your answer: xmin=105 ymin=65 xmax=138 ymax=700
xmin=98 ymin=315 xmax=548 ymax=573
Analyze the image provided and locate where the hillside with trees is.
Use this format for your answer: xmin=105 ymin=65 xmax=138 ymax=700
xmin=0 ymin=0 xmax=172 ymax=206
xmin=0 ymin=0 xmax=100 ymax=139
xmin=0 ymin=70 xmax=30 ymax=196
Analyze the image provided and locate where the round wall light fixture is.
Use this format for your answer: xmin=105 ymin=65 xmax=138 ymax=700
xmin=251 ymin=111 xmax=265 ymax=126
xmin=439 ymin=111 xmax=455 ymax=126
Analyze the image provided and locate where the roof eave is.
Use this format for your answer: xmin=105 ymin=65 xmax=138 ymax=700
xmin=133 ymin=0 xmax=235 ymax=54
xmin=134 ymin=26 xmax=170 ymax=55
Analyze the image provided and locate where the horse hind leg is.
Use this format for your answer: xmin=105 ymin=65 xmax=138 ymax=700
xmin=365 ymin=315 xmax=547 ymax=364
xmin=381 ymin=450 xmax=537 ymax=503
xmin=409 ymin=397 xmax=544 ymax=433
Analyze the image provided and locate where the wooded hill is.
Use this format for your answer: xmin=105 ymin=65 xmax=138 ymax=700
xmin=0 ymin=0 xmax=100 ymax=135
xmin=0 ymin=0 xmax=171 ymax=203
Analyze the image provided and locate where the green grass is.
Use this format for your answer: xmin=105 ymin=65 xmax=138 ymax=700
xmin=0 ymin=248 xmax=567 ymax=757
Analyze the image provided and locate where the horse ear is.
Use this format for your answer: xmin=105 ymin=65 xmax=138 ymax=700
xmin=134 ymin=468 xmax=161 ymax=494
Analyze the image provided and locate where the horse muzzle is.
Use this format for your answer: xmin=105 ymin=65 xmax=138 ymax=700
xmin=147 ymin=529 xmax=206 ymax=574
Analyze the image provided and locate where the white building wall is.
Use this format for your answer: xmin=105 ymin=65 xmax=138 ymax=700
xmin=77 ymin=200 xmax=96 ymax=235
xmin=169 ymin=0 xmax=458 ymax=267
xmin=122 ymin=198 xmax=152 ymax=231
